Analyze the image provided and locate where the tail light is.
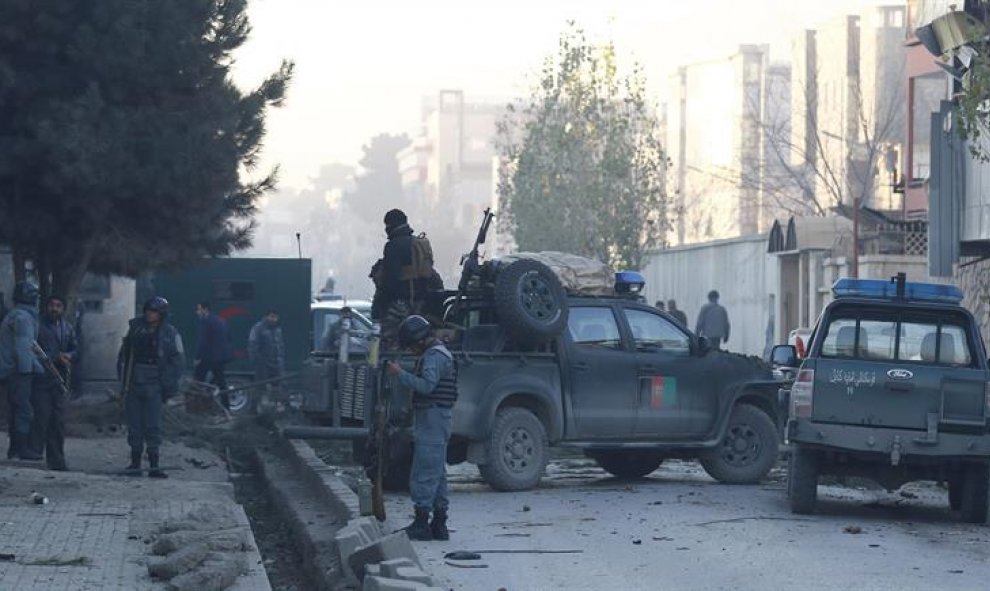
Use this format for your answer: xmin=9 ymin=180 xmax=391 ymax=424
xmin=790 ymin=369 xmax=815 ymax=418
xmin=795 ymin=336 xmax=806 ymax=359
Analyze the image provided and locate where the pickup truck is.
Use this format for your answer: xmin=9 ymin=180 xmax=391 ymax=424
xmin=300 ymin=290 xmax=786 ymax=491
xmin=774 ymin=275 xmax=990 ymax=523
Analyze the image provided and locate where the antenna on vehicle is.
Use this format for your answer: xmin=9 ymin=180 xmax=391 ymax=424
xmin=891 ymin=272 xmax=906 ymax=298
xmin=296 ymin=232 xmax=302 ymax=259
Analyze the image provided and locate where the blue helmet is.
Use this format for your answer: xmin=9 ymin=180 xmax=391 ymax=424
xmin=13 ymin=281 xmax=39 ymax=306
xmin=143 ymin=296 xmax=169 ymax=318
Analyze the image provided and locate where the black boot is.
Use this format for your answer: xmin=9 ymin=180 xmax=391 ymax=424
xmin=124 ymin=447 xmax=142 ymax=476
xmin=147 ymin=449 xmax=167 ymax=479
xmin=404 ymin=508 xmax=432 ymax=541
xmin=15 ymin=433 xmax=42 ymax=461
xmin=430 ymin=508 xmax=449 ymax=541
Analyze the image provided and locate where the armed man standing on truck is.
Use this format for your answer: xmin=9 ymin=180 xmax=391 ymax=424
xmin=0 ymin=282 xmax=44 ymax=461
xmin=118 ymin=297 xmax=184 ymax=478
xmin=385 ymin=315 xmax=457 ymax=541
xmin=371 ymin=209 xmax=441 ymax=339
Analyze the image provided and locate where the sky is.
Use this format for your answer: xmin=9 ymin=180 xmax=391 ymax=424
xmin=232 ymin=0 xmax=894 ymax=190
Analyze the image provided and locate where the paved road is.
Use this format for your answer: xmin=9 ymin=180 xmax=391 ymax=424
xmin=387 ymin=458 xmax=990 ymax=591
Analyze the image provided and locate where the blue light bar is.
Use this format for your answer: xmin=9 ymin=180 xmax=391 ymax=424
xmin=832 ymin=278 xmax=963 ymax=304
xmin=615 ymin=271 xmax=645 ymax=294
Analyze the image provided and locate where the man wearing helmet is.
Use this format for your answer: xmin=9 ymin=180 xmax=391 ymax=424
xmin=118 ymin=296 xmax=185 ymax=478
xmin=385 ymin=315 xmax=457 ymax=541
xmin=0 ymin=281 xmax=44 ymax=461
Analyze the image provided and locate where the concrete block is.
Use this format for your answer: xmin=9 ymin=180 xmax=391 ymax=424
xmin=348 ymin=532 xmax=420 ymax=581
xmin=365 ymin=564 xmax=382 ymax=578
xmin=379 ymin=558 xmax=416 ymax=578
xmin=349 ymin=516 xmax=384 ymax=541
xmin=393 ymin=566 xmax=433 ymax=585
xmin=362 ymin=576 xmax=442 ymax=591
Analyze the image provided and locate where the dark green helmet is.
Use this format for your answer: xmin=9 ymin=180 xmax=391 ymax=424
xmin=397 ymin=315 xmax=431 ymax=348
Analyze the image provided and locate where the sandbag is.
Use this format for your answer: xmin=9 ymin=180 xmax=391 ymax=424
xmin=499 ymin=252 xmax=614 ymax=296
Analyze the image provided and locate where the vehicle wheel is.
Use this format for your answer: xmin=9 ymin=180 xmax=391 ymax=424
xmin=224 ymin=376 xmax=256 ymax=415
xmin=787 ymin=445 xmax=819 ymax=514
xmin=589 ymin=450 xmax=664 ymax=479
xmin=479 ymin=407 xmax=549 ymax=491
xmin=700 ymin=404 xmax=778 ymax=484
xmin=494 ymin=259 xmax=568 ymax=344
xmin=959 ymin=463 xmax=989 ymax=524
xmin=948 ymin=475 xmax=964 ymax=512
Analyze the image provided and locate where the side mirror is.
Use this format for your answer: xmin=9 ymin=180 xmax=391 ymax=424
xmin=770 ymin=345 xmax=799 ymax=368
xmin=696 ymin=336 xmax=711 ymax=356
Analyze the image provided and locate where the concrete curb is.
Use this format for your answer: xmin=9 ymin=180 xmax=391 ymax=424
xmin=278 ymin=438 xmax=442 ymax=590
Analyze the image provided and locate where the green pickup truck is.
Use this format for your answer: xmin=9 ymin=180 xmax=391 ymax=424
xmin=774 ymin=275 xmax=990 ymax=523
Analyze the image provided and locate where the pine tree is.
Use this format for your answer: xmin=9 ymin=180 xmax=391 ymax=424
xmin=0 ymin=0 xmax=292 ymax=304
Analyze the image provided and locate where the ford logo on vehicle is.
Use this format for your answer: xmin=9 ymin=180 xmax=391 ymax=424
xmin=887 ymin=369 xmax=914 ymax=380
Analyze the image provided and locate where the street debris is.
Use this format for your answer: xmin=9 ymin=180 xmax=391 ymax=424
xmin=694 ymin=516 xmax=814 ymax=527
xmin=632 ymin=539 xmax=642 ymax=545
xmin=30 ymin=492 xmax=48 ymax=505
xmin=522 ymin=504 xmax=531 ymax=512
xmin=444 ymin=552 xmax=482 ymax=561
xmin=21 ymin=555 xmax=91 ymax=567
xmin=445 ymin=561 xmax=489 ymax=569
xmin=843 ymin=526 xmax=863 ymax=534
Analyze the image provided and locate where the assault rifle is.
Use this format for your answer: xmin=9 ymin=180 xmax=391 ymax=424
xmin=31 ymin=341 xmax=70 ymax=397
xmin=449 ymin=207 xmax=494 ymax=320
xmin=366 ymin=324 xmax=388 ymax=521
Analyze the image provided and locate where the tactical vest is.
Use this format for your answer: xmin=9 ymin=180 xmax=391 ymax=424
xmin=414 ymin=343 xmax=458 ymax=406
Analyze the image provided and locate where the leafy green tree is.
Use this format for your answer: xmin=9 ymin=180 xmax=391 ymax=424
xmin=0 ymin=0 xmax=292 ymax=304
xmin=496 ymin=24 xmax=672 ymax=269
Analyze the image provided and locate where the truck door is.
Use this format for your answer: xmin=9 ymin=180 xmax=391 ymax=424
xmin=564 ymin=306 xmax=639 ymax=438
xmin=621 ymin=308 xmax=704 ymax=437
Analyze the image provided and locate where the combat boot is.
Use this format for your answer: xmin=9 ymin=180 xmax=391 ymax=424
xmin=15 ymin=433 xmax=42 ymax=461
xmin=124 ymin=447 xmax=142 ymax=476
xmin=147 ymin=449 xmax=167 ymax=479
xmin=430 ymin=508 xmax=449 ymax=541
xmin=403 ymin=508 xmax=432 ymax=541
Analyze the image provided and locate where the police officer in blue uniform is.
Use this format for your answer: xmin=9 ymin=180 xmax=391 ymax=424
xmin=118 ymin=296 xmax=184 ymax=478
xmin=386 ymin=315 xmax=458 ymax=541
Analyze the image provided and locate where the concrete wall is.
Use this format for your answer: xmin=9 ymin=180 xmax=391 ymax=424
xmin=642 ymin=234 xmax=778 ymax=357
xmin=80 ymin=275 xmax=136 ymax=382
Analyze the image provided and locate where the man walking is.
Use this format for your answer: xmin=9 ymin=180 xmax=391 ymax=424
xmin=385 ymin=315 xmax=457 ymax=541
xmin=118 ymin=296 xmax=184 ymax=478
xmin=30 ymin=295 xmax=77 ymax=470
xmin=0 ymin=282 xmax=43 ymax=461
xmin=248 ymin=310 xmax=284 ymax=383
xmin=695 ymin=290 xmax=731 ymax=351
xmin=667 ymin=299 xmax=688 ymax=327
xmin=194 ymin=302 xmax=231 ymax=408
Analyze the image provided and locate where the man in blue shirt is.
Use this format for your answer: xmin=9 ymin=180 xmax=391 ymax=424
xmin=194 ymin=302 xmax=231 ymax=407
xmin=386 ymin=315 xmax=457 ymax=541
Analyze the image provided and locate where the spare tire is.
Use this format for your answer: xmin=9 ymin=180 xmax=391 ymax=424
xmin=494 ymin=259 xmax=568 ymax=343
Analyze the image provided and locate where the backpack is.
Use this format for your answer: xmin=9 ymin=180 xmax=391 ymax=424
xmin=400 ymin=233 xmax=436 ymax=281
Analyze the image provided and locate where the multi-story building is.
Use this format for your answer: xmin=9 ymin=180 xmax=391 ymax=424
xmin=398 ymin=90 xmax=503 ymax=279
xmin=667 ymin=45 xmax=771 ymax=244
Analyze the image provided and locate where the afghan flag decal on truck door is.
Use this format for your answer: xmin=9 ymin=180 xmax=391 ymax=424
xmin=648 ymin=376 xmax=678 ymax=409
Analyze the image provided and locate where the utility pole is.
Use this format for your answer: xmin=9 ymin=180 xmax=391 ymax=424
xmin=851 ymin=196 xmax=859 ymax=278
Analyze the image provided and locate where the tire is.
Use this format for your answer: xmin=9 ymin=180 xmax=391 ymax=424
xmin=224 ymin=376 xmax=256 ymax=415
xmin=788 ymin=445 xmax=819 ymax=514
xmin=948 ymin=475 xmax=963 ymax=512
xmin=478 ymin=407 xmax=549 ymax=491
xmin=589 ymin=450 xmax=664 ymax=479
xmin=959 ymin=463 xmax=989 ymax=524
xmin=494 ymin=259 xmax=568 ymax=344
xmin=700 ymin=404 xmax=778 ymax=484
